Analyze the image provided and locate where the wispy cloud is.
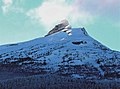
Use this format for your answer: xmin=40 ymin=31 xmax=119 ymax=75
xmin=75 ymin=0 xmax=120 ymax=21
xmin=1 ymin=0 xmax=24 ymax=14
xmin=2 ymin=0 xmax=13 ymax=13
xmin=2 ymin=0 xmax=119 ymax=29
xmin=27 ymin=0 xmax=94 ymax=29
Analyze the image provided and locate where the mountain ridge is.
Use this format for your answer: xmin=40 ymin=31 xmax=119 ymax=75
xmin=0 ymin=22 xmax=120 ymax=79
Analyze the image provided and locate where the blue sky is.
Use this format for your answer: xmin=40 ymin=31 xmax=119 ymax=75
xmin=0 ymin=0 xmax=120 ymax=51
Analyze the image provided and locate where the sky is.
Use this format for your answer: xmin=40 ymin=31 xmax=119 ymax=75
xmin=0 ymin=0 xmax=120 ymax=51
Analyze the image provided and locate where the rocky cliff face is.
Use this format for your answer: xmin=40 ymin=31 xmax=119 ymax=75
xmin=0 ymin=21 xmax=120 ymax=80
xmin=45 ymin=20 xmax=71 ymax=36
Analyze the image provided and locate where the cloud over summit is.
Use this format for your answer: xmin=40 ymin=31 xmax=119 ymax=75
xmin=27 ymin=0 xmax=93 ymax=29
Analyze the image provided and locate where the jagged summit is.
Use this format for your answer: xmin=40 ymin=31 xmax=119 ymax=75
xmin=60 ymin=19 xmax=69 ymax=26
xmin=46 ymin=20 xmax=88 ymax=37
xmin=45 ymin=19 xmax=71 ymax=36
xmin=45 ymin=20 xmax=88 ymax=37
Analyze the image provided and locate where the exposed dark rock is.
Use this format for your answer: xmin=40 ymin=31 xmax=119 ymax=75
xmin=72 ymin=41 xmax=87 ymax=45
xmin=81 ymin=27 xmax=88 ymax=36
xmin=45 ymin=20 xmax=71 ymax=36
xmin=45 ymin=24 xmax=66 ymax=36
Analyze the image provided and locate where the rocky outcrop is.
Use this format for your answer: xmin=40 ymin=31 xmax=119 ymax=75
xmin=45 ymin=20 xmax=71 ymax=36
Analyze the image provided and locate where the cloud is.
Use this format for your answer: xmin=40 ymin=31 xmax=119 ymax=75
xmin=27 ymin=0 xmax=72 ymax=27
xmin=1 ymin=0 xmax=24 ymax=14
xmin=2 ymin=0 xmax=13 ymax=13
xmin=27 ymin=0 xmax=94 ymax=29
xmin=2 ymin=0 xmax=118 ymax=30
xmin=75 ymin=0 xmax=120 ymax=21
xmin=2 ymin=0 xmax=12 ymax=5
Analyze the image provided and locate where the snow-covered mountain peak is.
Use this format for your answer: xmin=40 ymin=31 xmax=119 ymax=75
xmin=68 ymin=27 xmax=88 ymax=37
xmin=0 ymin=23 xmax=120 ymax=79
xmin=45 ymin=20 xmax=88 ymax=39
xmin=42 ymin=28 xmax=88 ymax=46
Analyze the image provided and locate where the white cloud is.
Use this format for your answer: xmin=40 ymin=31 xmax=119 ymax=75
xmin=2 ymin=0 xmax=13 ymax=13
xmin=27 ymin=0 xmax=94 ymax=30
xmin=27 ymin=0 xmax=72 ymax=28
xmin=3 ymin=0 xmax=12 ymax=5
xmin=1 ymin=0 xmax=24 ymax=14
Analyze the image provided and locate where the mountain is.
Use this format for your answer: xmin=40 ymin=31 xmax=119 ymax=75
xmin=0 ymin=21 xmax=120 ymax=79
